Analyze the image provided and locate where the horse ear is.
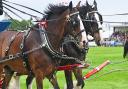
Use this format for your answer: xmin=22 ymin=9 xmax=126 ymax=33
xmin=69 ymin=1 xmax=73 ymax=11
xmin=92 ymin=0 xmax=97 ymax=10
xmin=93 ymin=0 xmax=97 ymax=6
xmin=0 ymin=0 xmax=3 ymax=15
xmin=76 ymin=1 xmax=81 ymax=10
xmin=86 ymin=0 xmax=89 ymax=6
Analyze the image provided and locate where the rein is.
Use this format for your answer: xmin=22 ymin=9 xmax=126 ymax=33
xmin=80 ymin=10 xmax=101 ymax=37
xmin=0 ymin=1 xmax=86 ymax=70
xmin=3 ymin=2 xmax=38 ymax=18
xmin=3 ymin=0 xmax=45 ymax=15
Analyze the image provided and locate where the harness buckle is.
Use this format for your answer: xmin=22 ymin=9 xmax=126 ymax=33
xmin=9 ymin=55 xmax=14 ymax=60
xmin=23 ymin=62 xmax=26 ymax=67
xmin=20 ymin=44 xmax=23 ymax=49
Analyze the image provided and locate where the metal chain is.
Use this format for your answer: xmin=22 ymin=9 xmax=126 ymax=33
xmin=0 ymin=30 xmax=84 ymax=65
xmin=0 ymin=43 xmax=44 ymax=64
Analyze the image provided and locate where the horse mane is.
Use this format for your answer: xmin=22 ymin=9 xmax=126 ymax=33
xmin=31 ymin=4 xmax=68 ymax=30
xmin=43 ymin=4 xmax=68 ymax=19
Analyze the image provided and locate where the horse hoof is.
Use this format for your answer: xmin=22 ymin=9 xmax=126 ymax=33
xmin=73 ymin=81 xmax=82 ymax=89
xmin=73 ymin=86 xmax=82 ymax=89
xmin=64 ymin=80 xmax=82 ymax=89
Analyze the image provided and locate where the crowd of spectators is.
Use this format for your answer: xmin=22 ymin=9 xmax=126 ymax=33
xmin=110 ymin=31 xmax=126 ymax=42
xmin=102 ymin=31 xmax=127 ymax=46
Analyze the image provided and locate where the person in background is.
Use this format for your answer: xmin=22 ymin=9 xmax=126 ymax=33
xmin=123 ymin=36 xmax=128 ymax=58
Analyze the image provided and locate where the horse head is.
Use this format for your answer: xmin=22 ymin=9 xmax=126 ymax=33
xmin=79 ymin=0 xmax=103 ymax=46
xmin=42 ymin=1 xmax=81 ymax=51
xmin=62 ymin=1 xmax=88 ymax=62
xmin=35 ymin=1 xmax=86 ymax=65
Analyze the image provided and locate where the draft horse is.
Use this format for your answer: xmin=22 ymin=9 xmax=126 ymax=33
xmin=63 ymin=0 xmax=103 ymax=89
xmin=0 ymin=1 xmax=83 ymax=89
xmin=5 ymin=1 xmax=103 ymax=89
xmin=24 ymin=2 xmax=87 ymax=89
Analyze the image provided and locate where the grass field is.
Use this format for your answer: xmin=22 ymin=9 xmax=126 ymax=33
xmin=19 ymin=47 xmax=128 ymax=89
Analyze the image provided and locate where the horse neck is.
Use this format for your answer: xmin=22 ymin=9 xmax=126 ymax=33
xmin=47 ymin=18 xmax=66 ymax=51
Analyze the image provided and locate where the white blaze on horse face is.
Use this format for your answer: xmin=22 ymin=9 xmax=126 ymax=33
xmin=94 ymin=13 xmax=102 ymax=29
xmin=78 ymin=14 xmax=88 ymax=43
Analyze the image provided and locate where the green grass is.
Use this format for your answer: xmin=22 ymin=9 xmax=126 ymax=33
xmin=19 ymin=47 xmax=128 ymax=89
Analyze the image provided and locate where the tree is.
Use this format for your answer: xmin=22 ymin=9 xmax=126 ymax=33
xmin=9 ymin=19 xmax=33 ymax=31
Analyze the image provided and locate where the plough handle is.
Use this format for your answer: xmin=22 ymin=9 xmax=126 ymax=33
xmin=83 ymin=60 xmax=110 ymax=80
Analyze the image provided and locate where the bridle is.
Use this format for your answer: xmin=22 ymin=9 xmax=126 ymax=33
xmin=62 ymin=11 xmax=89 ymax=56
xmin=61 ymin=9 xmax=103 ymax=54
xmin=83 ymin=10 xmax=102 ymax=36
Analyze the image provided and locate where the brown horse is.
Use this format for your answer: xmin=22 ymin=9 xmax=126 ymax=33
xmin=23 ymin=2 xmax=85 ymax=89
xmin=24 ymin=1 xmax=103 ymax=89
xmin=7 ymin=2 xmax=87 ymax=89
xmin=0 ymin=1 xmax=83 ymax=89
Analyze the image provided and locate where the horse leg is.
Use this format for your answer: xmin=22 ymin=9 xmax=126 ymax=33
xmin=26 ymin=74 xmax=34 ymax=89
xmin=64 ymin=70 xmax=73 ymax=89
xmin=35 ymin=73 xmax=44 ymax=89
xmin=26 ymin=74 xmax=59 ymax=89
xmin=2 ymin=66 xmax=14 ymax=89
xmin=47 ymin=74 xmax=60 ymax=89
xmin=73 ymin=68 xmax=84 ymax=89
xmin=8 ymin=75 xmax=20 ymax=89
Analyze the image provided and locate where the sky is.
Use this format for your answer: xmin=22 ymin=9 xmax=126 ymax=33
xmin=2 ymin=0 xmax=128 ymax=37
xmin=2 ymin=0 xmax=128 ymax=21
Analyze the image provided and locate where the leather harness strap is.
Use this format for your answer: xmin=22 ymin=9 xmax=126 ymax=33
xmin=4 ymin=30 xmax=33 ymax=74
xmin=20 ymin=29 xmax=33 ymax=74
xmin=5 ymin=32 xmax=20 ymax=56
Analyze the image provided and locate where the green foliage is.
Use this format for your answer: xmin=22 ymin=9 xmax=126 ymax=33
xmin=9 ymin=19 xmax=33 ymax=31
